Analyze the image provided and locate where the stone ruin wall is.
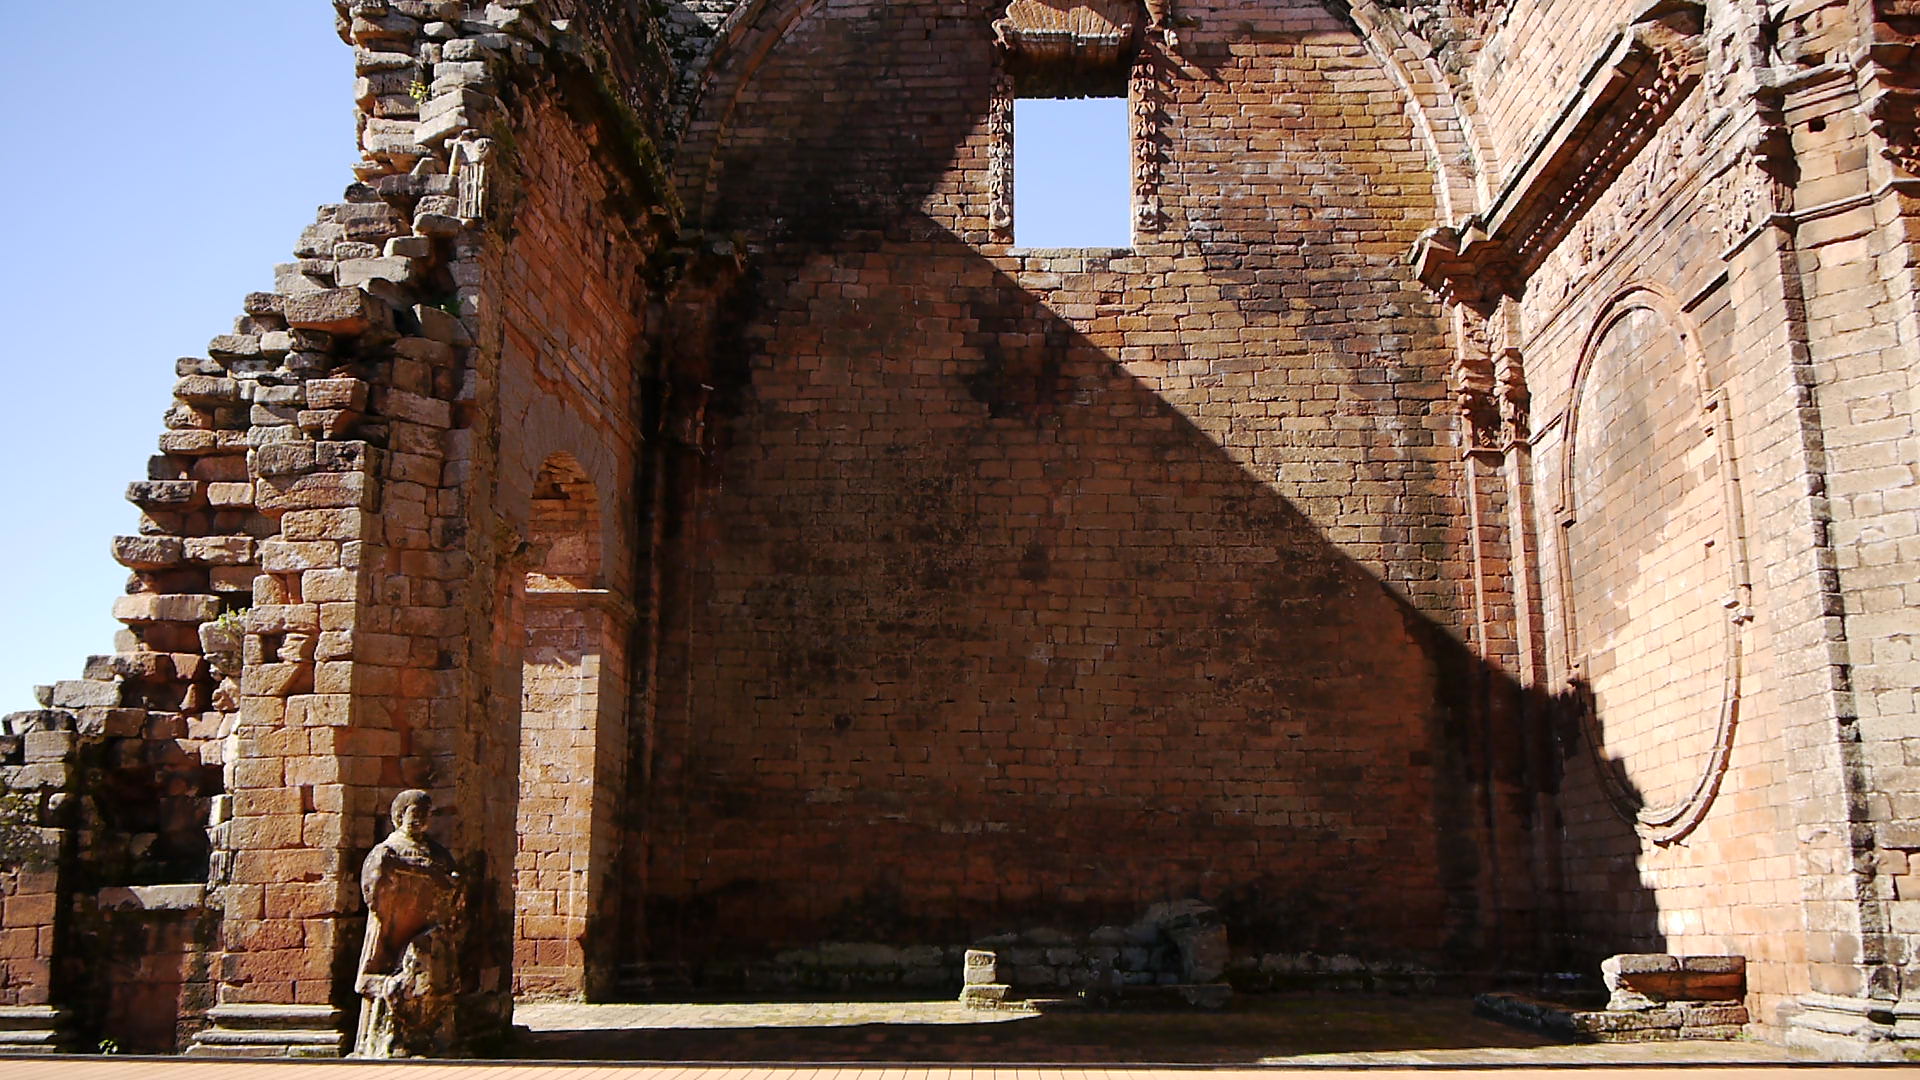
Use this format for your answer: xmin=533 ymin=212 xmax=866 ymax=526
xmin=641 ymin=0 xmax=1546 ymax=981
xmin=0 ymin=0 xmax=682 ymax=1049
xmin=1420 ymin=0 xmax=1920 ymax=1042
xmin=3 ymin=0 xmax=1920 ymax=1059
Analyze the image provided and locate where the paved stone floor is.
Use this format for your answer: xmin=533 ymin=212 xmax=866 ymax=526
xmin=1 ymin=994 xmax=1867 ymax=1080
xmin=510 ymin=995 xmax=1797 ymax=1065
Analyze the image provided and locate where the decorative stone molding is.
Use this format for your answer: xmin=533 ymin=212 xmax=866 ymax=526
xmin=993 ymin=1 xmax=1139 ymax=69
xmin=1447 ymin=303 xmax=1501 ymax=453
xmin=1556 ymin=288 xmax=1752 ymax=845
xmin=1490 ymin=299 xmax=1529 ymax=445
xmin=1411 ymin=1 xmax=1708 ymax=301
xmin=1861 ymin=2 xmax=1920 ymax=179
xmin=1130 ymin=37 xmax=1168 ymax=234
xmin=988 ymin=69 xmax=1015 ymax=243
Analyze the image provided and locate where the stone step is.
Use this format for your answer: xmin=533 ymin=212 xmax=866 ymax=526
xmin=189 ymin=1029 xmax=348 ymax=1053
xmin=0 ymin=1007 xmax=74 ymax=1053
xmin=187 ymin=1003 xmax=347 ymax=1059
xmin=199 ymin=1003 xmax=345 ymax=1031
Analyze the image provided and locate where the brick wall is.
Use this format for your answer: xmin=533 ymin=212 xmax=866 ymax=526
xmin=1471 ymin=0 xmax=1654 ymax=187
xmin=641 ymin=0 xmax=1549 ymax=976
xmin=473 ymin=86 xmax=655 ymax=1000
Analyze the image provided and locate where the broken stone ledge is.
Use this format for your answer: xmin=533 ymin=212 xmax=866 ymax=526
xmin=1476 ymin=953 xmax=1751 ymax=1044
xmin=1476 ymin=990 xmax=1750 ymax=1043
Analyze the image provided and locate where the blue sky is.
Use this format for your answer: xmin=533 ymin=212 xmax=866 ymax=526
xmin=0 ymin=7 xmax=350 ymax=711
xmin=0 ymin=9 xmax=1131 ymax=713
xmin=1016 ymin=98 xmax=1132 ymax=248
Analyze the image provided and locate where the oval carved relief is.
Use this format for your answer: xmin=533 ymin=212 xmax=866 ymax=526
xmin=1558 ymin=290 xmax=1750 ymax=844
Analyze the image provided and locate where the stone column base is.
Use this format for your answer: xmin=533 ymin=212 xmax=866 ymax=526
xmin=186 ymin=1004 xmax=347 ymax=1058
xmin=0 ymin=1006 xmax=75 ymax=1054
xmin=1783 ymin=993 xmax=1920 ymax=1062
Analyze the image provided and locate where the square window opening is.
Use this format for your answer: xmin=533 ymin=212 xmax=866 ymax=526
xmin=1013 ymin=95 xmax=1132 ymax=249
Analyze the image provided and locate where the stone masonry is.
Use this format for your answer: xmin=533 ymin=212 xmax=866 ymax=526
xmin=1 ymin=0 xmax=1917 ymax=1062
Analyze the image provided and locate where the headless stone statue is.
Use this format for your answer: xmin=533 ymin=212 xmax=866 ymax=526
xmin=353 ymin=789 xmax=463 ymax=1058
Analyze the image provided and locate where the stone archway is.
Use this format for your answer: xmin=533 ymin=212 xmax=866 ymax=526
xmin=513 ymin=453 xmax=627 ymax=1000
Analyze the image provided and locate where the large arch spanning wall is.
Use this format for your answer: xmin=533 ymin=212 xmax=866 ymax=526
xmin=626 ymin=0 xmax=1562 ymax=987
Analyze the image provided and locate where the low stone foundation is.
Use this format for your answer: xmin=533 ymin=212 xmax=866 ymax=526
xmin=1477 ymin=954 xmax=1750 ymax=1044
xmin=960 ymin=901 xmax=1232 ymax=1010
xmin=1476 ymin=991 xmax=1749 ymax=1042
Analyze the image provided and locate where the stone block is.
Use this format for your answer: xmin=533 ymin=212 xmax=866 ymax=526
xmin=111 ymin=535 xmax=186 ymax=570
xmin=385 ymin=236 xmax=433 ymax=259
xmin=185 ymin=536 xmax=257 ymax=565
xmin=413 ymin=211 xmax=461 ymax=237
xmin=959 ymin=984 xmax=1010 ymax=1009
xmin=259 ymin=541 xmax=340 ymax=574
xmin=963 ymin=949 xmax=1000 ymax=985
xmin=3 ymin=712 xmax=71 ymax=736
xmin=307 ymin=378 xmax=371 ymax=412
xmin=208 ymin=335 xmax=261 ymax=360
xmin=113 ymin=594 xmax=219 ymax=625
xmin=72 ymin=708 xmax=147 ymax=738
xmin=49 ymin=679 xmax=122 ymax=709
xmin=1604 ymin=954 xmax=1745 ymax=1008
xmin=412 ymin=303 xmax=469 ymax=344
xmin=82 ymin=652 xmax=171 ymax=682
xmin=377 ymin=387 xmax=452 ymax=428
xmin=1880 ymin=824 xmax=1920 ymax=850
xmin=393 ymin=337 xmax=455 ymax=365
xmin=175 ymin=375 xmax=242 ymax=404
xmin=127 ymin=480 xmax=203 ymax=509
xmin=95 ymin=884 xmax=208 ymax=912
xmin=249 ymin=604 xmax=322 ymax=634
xmin=336 ymin=257 xmax=415 ymax=289
xmin=207 ymin=481 xmax=257 ymax=508
xmin=253 ymin=442 xmax=319 ymax=477
xmin=22 ymin=730 xmax=75 ymax=764
xmin=255 ymin=472 xmax=374 ymax=512
xmin=283 ymin=288 xmax=384 ymax=335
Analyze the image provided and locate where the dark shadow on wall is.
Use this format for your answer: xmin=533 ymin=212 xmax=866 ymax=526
xmin=628 ymin=221 xmax=1662 ymax=993
xmin=625 ymin=0 xmax=1661 ymax=998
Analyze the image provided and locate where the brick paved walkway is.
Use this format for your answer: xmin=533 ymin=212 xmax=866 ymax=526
xmin=0 ymin=1064 xmax=1882 ymax=1080
xmin=0 ymin=994 xmax=1849 ymax=1079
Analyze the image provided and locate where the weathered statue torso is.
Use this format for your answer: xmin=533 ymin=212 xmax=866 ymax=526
xmin=353 ymin=790 xmax=463 ymax=1058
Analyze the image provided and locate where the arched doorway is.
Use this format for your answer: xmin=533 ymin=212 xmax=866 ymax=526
xmin=513 ymin=454 xmax=627 ymax=999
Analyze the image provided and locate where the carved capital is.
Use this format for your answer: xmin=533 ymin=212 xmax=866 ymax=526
xmin=1448 ymin=303 xmax=1502 ymax=452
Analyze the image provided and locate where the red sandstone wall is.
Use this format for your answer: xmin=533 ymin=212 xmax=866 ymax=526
xmin=475 ymin=95 xmax=653 ymax=1000
xmin=642 ymin=0 xmax=1548 ymax=974
xmin=1504 ymin=22 xmax=1819 ymax=1025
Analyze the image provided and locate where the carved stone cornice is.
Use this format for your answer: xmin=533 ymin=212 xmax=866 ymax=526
xmin=993 ymin=1 xmax=1140 ymax=69
xmin=1411 ymin=0 xmax=1707 ymax=302
xmin=1859 ymin=0 xmax=1920 ymax=179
